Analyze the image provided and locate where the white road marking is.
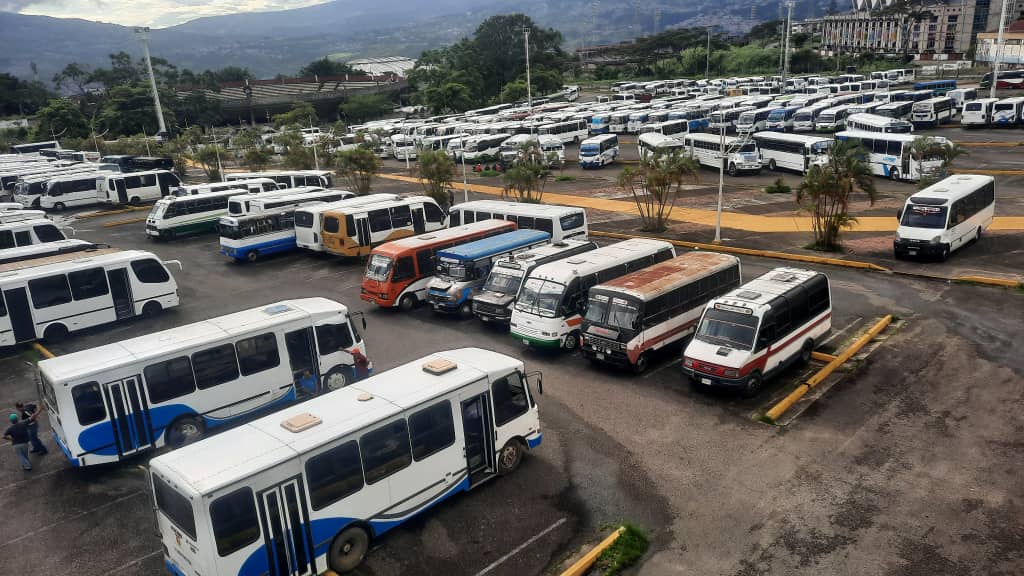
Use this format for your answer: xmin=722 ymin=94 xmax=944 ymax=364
xmin=473 ymin=517 xmax=568 ymax=576
xmin=106 ymin=550 xmax=162 ymax=574
xmin=0 ymin=466 xmax=67 ymax=491
xmin=0 ymin=490 xmax=146 ymax=548
xmin=821 ymin=317 xmax=864 ymax=348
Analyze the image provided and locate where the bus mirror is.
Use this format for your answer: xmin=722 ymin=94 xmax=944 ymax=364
xmin=896 ymin=208 xmax=903 ymax=221
xmin=351 ymin=311 xmax=366 ymax=331
xmin=162 ymin=260 xmax=183 ymax=271
xmin=526 ymin=370 xmax=543 ymax=395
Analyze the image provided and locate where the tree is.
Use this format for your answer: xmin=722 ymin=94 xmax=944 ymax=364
xmin=34 ymin=99 xmax=91 ymax=140
xmin=909 ymin=136 xmax=967 ymax=189
xmin=95 ymin=85 xmax=172 ymax=137
xmin=299 ymin=57 xmax=361 ymax=78
xmin=617 ymin=149 xmax=700 ymax=232
xmin=499 ymin=80 xmax=529 ymax=104
xmin=417 ymin=149 xmax=456 ymax=211
xmin=336 ymin=147 xmax=381 ymax=194
xmin=273 ymin=102 xmax=317 ymax=129
xmin=52 ymin=63 xmax=93 ymax=97
xmin=192 ymin=145 xmax=226 ymax=182
xmin=244 ymin=147 xmax=272 ymax=172
xmin=503 ymin=141 xmax=552 ymax=204
xmin=472 ymin=14 xmax=566 ymax=100
xmin=419 ymin=82 xmax=475 ymax=114
xmin=0 ymin=74 xmax=53 ymax=116
xmin=339 ymin=95 xmax=391 ymax=124
xmin=796 ymin=139 xmax=878 ymax=250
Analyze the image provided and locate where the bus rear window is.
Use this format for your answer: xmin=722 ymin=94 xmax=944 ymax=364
xmin=153 ymin=475 xmax=196 ymax=540
xmin=210 ymin=488 xmax=259 ymax=556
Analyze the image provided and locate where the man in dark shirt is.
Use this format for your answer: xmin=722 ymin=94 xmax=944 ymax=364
xmin=4 ymin=414 xmax=32 ymax=471
xmin=16 ymin=401 xmax=47 ymax=454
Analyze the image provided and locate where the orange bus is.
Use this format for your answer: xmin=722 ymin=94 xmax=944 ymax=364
xmin=361 ymin=219 xmax=516 ymax=310
xmin=320 ymin=195 xmax=447 ymax=257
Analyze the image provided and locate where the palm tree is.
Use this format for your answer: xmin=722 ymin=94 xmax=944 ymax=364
xmin=908 ymin=136 xmax=968 ymax=188
xmin=796 ymin=139 xmax=877 ymax=250
xmin=502 ymin=141 xmax=551 ymax=204
xmin=617 ymin=148 xmax=700 ymax=233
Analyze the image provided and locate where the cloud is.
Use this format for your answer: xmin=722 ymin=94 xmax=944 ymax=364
xmin=10 ymin=0 xmax=330 ymax=27
xmin=0 ymin=0 xmax=37 ymax=10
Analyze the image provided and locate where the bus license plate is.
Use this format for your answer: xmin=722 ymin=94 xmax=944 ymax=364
xmin=523 ymin=339 xmax=530 ymax=345
xmin=701 ymin=377 xmax=712 ymax=385
xmin=908 ymin=250 xmax=917 ymax=256
xmin=596 ymin=352 xmax=605 ymax=360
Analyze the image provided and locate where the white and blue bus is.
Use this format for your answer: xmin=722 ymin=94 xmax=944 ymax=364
xmin=226 ymin=170 xmax=334 ymax=189
xmin=752 ymin=132 xmax=832 ymax=174
xmin=220 ymin=205 xmax=313 ymax=262
xmin=765 ymin=107 xmax=799 ymax=131
xmin=228 ymin=188 xmax=351 ymax=218
xmin=578 ymin=134 xmax=619 ymax=169
xmin=911 ymin=96 xmax=955 ymax=128
xmin=40 ymin=298 xmax=370 ymax=467
xmin=846 ymin=113 xmax=915 ymax=134
xmin=589 ymin=113 xmax=611 ymax=135
xmin=835 ymin=130 xmax=949 ymax=182
xmin=447 ymin=200 xmax=588 ymax=242
xmin=150 ymin=348 xmax=540 ymax=576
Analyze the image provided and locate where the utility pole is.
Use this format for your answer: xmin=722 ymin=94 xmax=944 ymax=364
xmin=783 ymin=1 xmax=794 ymax=86
xmin=461 ymin=134 xmax=469 ymax=204
xmin=714 ymin=122 xmax=725 ymax=244
xmin=990 ymin=0 xmax=1011 ymax=99
xmin=524 ymin=26 xmax=533 ymax=109
xmin=706 ymin=26 xmax=712 ymax=79
xmin=134 ymin=27 xmax=167 ymax=137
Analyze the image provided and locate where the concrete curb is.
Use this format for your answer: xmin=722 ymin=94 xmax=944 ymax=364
xmin=102 ymin=217 xmax=147 ymax=228
xmin=559 ymin=526 xmax=625 ymax=576
xmin=32 ymin=342 xmax=55 ymax=359
xmin=957 ymin=141 xmax=1024 ymax=148
xmin=75 ymin=206 xmax=151 ymax=219
xmin=954 ymin=275 xmax=1024 ymax=288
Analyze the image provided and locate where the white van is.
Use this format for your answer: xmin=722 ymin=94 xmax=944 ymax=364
xmin=961 ymin=98 xmax=1000 ymax=127
xmin=98 ymin=170 xmax=181 ymax=205
xmin=894 ymin=174 xmax=995 ymax=261
xmin=40 ymin=172 xmax=104 ymax=210
xmin=0 ymin=218 xmax=67 ymax=250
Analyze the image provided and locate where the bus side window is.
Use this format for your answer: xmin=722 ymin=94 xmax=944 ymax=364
xmin=15 ymin=231 xmax=32 ymax=247
xmin=131 ymin=259 xmax=171 ymax=283
xmin=305 ymin=441 xmax=364 ymax=509
xmin=315 ymin=323 xmax=354 ymax=354
xmin=28 ymin=275 xmax=73 ymax=308
xmin=210 ymin=488 xmax=261 ymax=556
xmin=72 ymin=382 xmax=106 ymax=425
xmin=424 ymin=202 xmax=445 ymax=224
xmin=392 ymin=256 xmax=415 ymax=281
xmin=68 ymin=267 xmax=109 ymax=300
xmin=416 ymin=249 xmax=434 ymax=276
xmin=492 ymin=372 xmax=529 ymax=426
xmin=144 ymin=357 xmax=197 ymax=404
xmin=360 ymin=419 xmax=413 ymax=484
xmin=449 ymin=210 xmax=461 ymax=226
xmin=536 ymin=218 xmax=553 ymax=234
xmin=408 ymin=400 xmax=455 ymax=461
xmin=0 ymin=231 xmax=12 ymax=250
xmin=192 ymin=344 xmax=240 ymax=390
xmin=236 ymin=333 xmax=281 ymax=375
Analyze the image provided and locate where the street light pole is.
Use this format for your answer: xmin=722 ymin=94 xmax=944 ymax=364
xmin=706 ymin=26 xmax=712 ymax=79
xmin=990 ymin=0 xmax=1010 ymax=99
xmin=783 ymin=1 xmax=794 ymax=87
xmin=714 ymin=123 xmax=725 ymax=244
xmin=134 ymin=27 xmax=167 ymax=137
xmin=524 ymin=26 xmax=533 ymax=109
xmin=461 ymin=134 xmax=469 ymax=204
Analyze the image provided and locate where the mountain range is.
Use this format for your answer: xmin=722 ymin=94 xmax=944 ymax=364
xmin=0 ymin=0 xmax=833 ymax=83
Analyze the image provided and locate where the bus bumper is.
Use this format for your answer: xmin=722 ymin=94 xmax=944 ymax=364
xmin=360 ymin=288 xmax=395 ymax=307
xmin=682 ymin=366 xmax=749 ymax=389
xmin=53 ymin=431 xmax=80 ymax=467
xmin=511 ymin=331 xmax=562 ymax=348
xmin=164 ymin=558 xmax=187 ymax=576
xmin=894 ymin=238 xmax=947 ymax=258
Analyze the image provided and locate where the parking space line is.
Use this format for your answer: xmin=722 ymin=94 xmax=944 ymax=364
xmin=0 ymin=467 xmax=66 ymax=492
xmin=106 ymin=549 xmax=161 ymax=574
xmin=821 ymin=317 xmax=863 ymax=348
xmin=473 ymin=517 xmax=567 ymax=576
xmin=0 ymin=490 xmax=146 ymax=548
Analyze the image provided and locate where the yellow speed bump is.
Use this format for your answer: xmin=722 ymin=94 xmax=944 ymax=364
xmin=764 ymin=315 xmax=893 ymax=424
xmin=32 ymin=342 xmax=55 ymax=359
xmin=560 ymin=526 xmax=625 ymax=576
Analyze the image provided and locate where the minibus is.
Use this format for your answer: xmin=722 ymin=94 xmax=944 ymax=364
xmin=914 ymin=79 xmax=956 ymax=95
xmin=228 ymin=189 xmax=351 ymax=218
xmin=814 ymin=105 xmax=855 ymax=132
xmin=682 ymin=133 xmax=762 ymax=176
xmin=765 ymin=107 xmax=799 ymax=131
xmin=846 ymin=113 xmax=914 ymax=134
xmin=792 ymin=101 xmax=833 ymax=132
xmin=39 ymin=172 xmax=108 ymax=210
xmin=834 ymin=131 xmax=948 ymax=182
xmin=578 ymin=134 xmax=619 ymax=168
xmin=0 ymin=218 xmax=67 ymax=249
xmin=146 ymin=188 xmax=250 ymax=240
xmin=294 ymin=194 xmax=401 ymax=251
xmin=98 ymin=170 xmax=181 ymax=205
xmin=320 ymin=196 xmax=448 ymax=258
xmin=961 ymin=98 xmax=1000 ymax=127
xmin=946 ymin=88 xmax=977 ymax=112
xmin=894 ymin=174 xmax=995 ymax=261
xmin=538 ymin=119 xmax=589 ymax=144
xmin=911 ymin=96 xmax=955 ymax=127
xmin=735 ymin=107 xmax=776 ymax=134
xmin=581 ymin=252 xmax=741 ymax=373
xmin=448 ymin=200 xmax=588 ymax=241
xmin=992 ymin=97 xmax=1024 ymax=126
xmin=682 ymin=267 xmax=832 ymax=396
xmin=462 ymin=134 xmax=511 ymax=162
xmin=752 ymin=132 xmax=832 ymax=174
xmin=170 ymin=178 xmax=279 ymax=197
xmin=0 ymin=239 xmax=96 ymax=265
xmin=226 ymin=170 xmax=334 ymax=189
xmin=874 ymin=100 xmax=914 ymax=120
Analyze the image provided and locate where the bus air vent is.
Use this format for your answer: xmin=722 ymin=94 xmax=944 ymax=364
xmin=357 ymin=391 xmax=373 ymax=402
xmin=736 ymin=290 xmax=761 ymax=300
xmin=264 ymin=304 xmax=293 ymax=315
xmin=423 ymin=358 xmax=458 ymax=375
xmin=565 ymin=258 xmax=586 ymax=265
xmin=281 ymin=412 xmax=321 ymax=433
xmin=770 ymin=272 xmax=799 ymax=283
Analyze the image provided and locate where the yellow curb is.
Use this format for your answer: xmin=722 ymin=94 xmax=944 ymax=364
xmin=103 ymin=217 xmax=147 ymax=227
xmin=950 ymin=168 xmax=1024 ymax=175
xmin=954 ymin=275 xmax=1023 ymax=288
xmin=560 ymin=526 xmax=625 ymax=576
xmin=811 ymin=351 xmax=838 ymax=362
xmin=589 ymin=230 xmax=891 ymax=272
xmin=75 ymin=206 xmax=151 ymax=219
xmin=378 ymin=174 xmax=1024 ymax=232
xmin=957 ymin=141 xmax=1024 ymax=148
xmin=32 ymin=342 xmax=55 ymax=359
xmin=764 ymin=315 xmax=893 ymax=423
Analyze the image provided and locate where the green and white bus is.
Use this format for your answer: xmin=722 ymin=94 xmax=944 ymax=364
xmin=146 ymin=188 xmax=249 ymax=240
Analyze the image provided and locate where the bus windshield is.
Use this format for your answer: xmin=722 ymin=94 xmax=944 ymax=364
xmin=585 ymin=294 xmax=639 ymax=330
xmin=901 ymin=204 xmax=948 ymax=229
xmin=810 ymin=141 xmax=831 ymax=155
xmin=219 ymin=222 xmax=244 ymax=240
xmin=964 ymin=102 xmax=982 ymax=112
xmin=696 ymin=308 xmax=759 ymax=350
xmin=579 ymin=144 xmax=599 ymax=156
xmin=365 ymin=254 xmax=393 ymax=281
xmin=483 ymin=267 xmax=524 ymax=294
xmin=768 ymin=109 xmax=787 ymax=121
xmin=149 ymin=203 xmax=167 ymax=219
xmin=738 ymin=142 xmax=756 ymax=153
xmin=516 ymin=277 xmax=565 ymax=317
xmin=436 ymin=258 xmax=470 ymax=281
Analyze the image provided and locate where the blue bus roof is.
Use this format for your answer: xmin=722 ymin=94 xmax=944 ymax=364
xmin=437 ymin=229 xmax=551 ymax=261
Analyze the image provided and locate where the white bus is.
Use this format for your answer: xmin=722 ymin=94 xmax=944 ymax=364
xmin=961 ymin=98 xmax=1001 ymax=127
xmin=449 ymin=200 xmax=588 ymax=241
xmin=0 ymin=249 xmax=179 ymax=345
xmin=682 ymin=267 xmax=832 ymax=396
xmin=462 ymin=133 xmax=511 ymax=162
xmin=627 ymin=111 xmax=651 ymax=134
xmin=894 ymin=174 xmax=995 ymax=261
xmin=581 ymin=252 xmax=742 ymax=373
xmin=911 ymin=96 xmax=955 ymax=127
xmin=40 ymin=298 xmax=370 ymax=467
xmin=0 ymin=218 xmax=67 ymax=250
xmin=171 ymin=178 xmax=280 ymax=197
xmin=38 ymin=171 xmax=108 ymax=210
xmin=946 ymin=88 xmax=977 ymax=112
xmin=709 ymin=106 xmax=755 ymax=132
xmin=835 ymin=131 xmax=948 ymax=182
xmin=846 ymin=113 xmax=915 ymax=134
xmin=390 ymin=135 xmax=417 ymax=161
xmin=145 ymin=188 xmax=250 ymax=240
xmin=150 ymin=348 xmax=540 ymax=576
xmin=227 ymin=188 xmax=349 ymax=217
xmin=98 ymin=170 xmax=182 ymax=205
xmin=752 ymin=132 xmax=832 ymax=174
xmin=765 ymin=107 xmax=799 ymax=131
xmin=538 ymin=119 xmax=589 ymax=144
xmin=814 ymin=105 xmax=855 ymax=132
xmin=511 ymin=238 xmax=675 ymax=350
xmin=992 ymin=97 xmax=1024 ymax=126
xmin=873 ymin=100 xmax=914 ymax=120
xmin=294 ymin=194 xmax=402 ymax=251
xmin=735 ymin=107 xmax=775 ymax=134
xmin=682 ymin=133 xmax=762 ymax=176
xmin=792 ymin=101 xmax=834 ymax=132
xmin=0 ymin=209 xmax=47 ymax=224
xmin=578 ymin=134 xmax=619 ymax=169
xmin=0 ymin=239 xmax=96 ymax=265
xmin=638 ymin=132 xmax=686 ymax=161
xmin=226 ymin=170 xmax=334 ymax=189
xmin=641 ymin=118 xmax=703 ymax=138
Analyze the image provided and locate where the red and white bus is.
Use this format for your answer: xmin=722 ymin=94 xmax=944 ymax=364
xmin=682 ymin=267 xmax=831 ymax=396
xmin=360 ymin=220 xmax=515 ymax=310
xmin=581 ymin=252 xmax=741 ymax=373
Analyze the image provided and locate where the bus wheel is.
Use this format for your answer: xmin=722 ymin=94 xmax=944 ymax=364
xmin=328 ymin=526 xmax=370 ymax=573
xmin=43 ymin=323 xmax=69 ymax=343
xmin=166 ymin=417 xmax=204 ymax=447
xmin=632 ymin=353 xmax=650 ymax=374
xmin=497 ymin=439 xmax=524 ymax=475
xmin=398 ymin=294 xmax=416 ymax=311
xmin=53 ymin=202 xmax=66 ymax=211
xmin=142 ymin=301 xmax=163 ymax=318
xmin=160 ymin=229 xmax=175 ymax=241
xmin=323 ymin=368 xmax=349 ymax=391
xmin=768 ymin=159 xmax=777 ymax=171
xmin=728 ymin=163 xmax=737 ymax=176
xmin=974 ymin=227 xmax=982 ymax=243
xmin=130 ymin=196 xmax=141 ymax=205
xmin=800 ymin=340 xmax=814 ymax=364
xmin=939 ymin=245 xmax=950 ymax=262
xmin=246 ymin=250 xmax=259 ymax=263
xmin=458 ymin=301 xmax=473 ymax=318
xmin=562 ymin=331 xmax=579 ymax=351
xmin=742 ymin=371 xmax=763 ymax=398
xmin=889 ymin=169 xmax=900 ymax=181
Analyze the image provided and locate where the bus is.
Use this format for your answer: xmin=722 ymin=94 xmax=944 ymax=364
xmin=581 ymin=252 xmax=742 ymax=373
xmin=792 ymin=101 xmax=834 ymax=132
xmin=0 ymin=239 xmax=96 ymax=265
xmin=0 ymin=218 xmax=67 ymax=249
xmin=992 ymin=97 xmax=1024 ymax=126
xmin=149 ymin=347 xmax=540 ymax=576
xmin=362 ymin=220 xmax=516 ymax=310
xmin=894 ymin=174 xmax=995 ymax=261
xmin=448 ymin=200 xmax=588 ymax=241
xmin=38 ymin=171 xmax=109 ymax=210
xmin=735 ymin=108 xmax=776 ymax=134
xmin=98 ymin=170 xmax=181 ymax=205
xmin=961 ymin=98 xmax=1001 ymax=127
xmin=390 ymin=135 xmax=417 ymax=161
xmin=641 ymin=118 xmax=706 ymax=138
xmin=538 ymin=119 xmax=589 ymax=144
xmin=846 ymin=113 xmax=915 ymax=134
xmin=320 ymin=196 xmax=448 ymax=258
xmin=752 ymin=132 xmax=832 ymax=174
xmin=814 ymin=105 xmax=855 ymax=132
xmin=41 ymin=297 xmax=370 ymax=467
xmin=578 ymin=134 xmax=619 ymax=169
xmin=914 ymin=79 xmax=957 ymax=96
xmin=12 ymin=167 xmax=107 ymax=208
xmin=462 ymin=134 xmax=511 ymax=162
xmin=426 ymin=230 xmax=551 ymax=316
xmin=638 ymin=132 xmax=686 ymax=161
xmin=472 ymin=239 xmax=597 ymax=324
xmin=709 ymin=106 xmax=755 ymax=132
xmin=129 ymin=156 xmax=174 ymax=172
xmin=682 ymin=133 xmax=762 ymax=176
xmin=0 ymin=249 xmax=179 ymax=345
xmin=226 ymin=170 xmax=334 ymax=189
xmin=171 ymin=178 xmax=279 ymax=197
xmin=682 ymin=267 xmax=831 ymax=396
xmin=220 ymin=202 xmax=327 ymax=263
xmin=590 ymin=113 xmax=611 ymax=135
xmin=980 ymin=69 xmax=1024 ymax=90
xmin=510 ymin=238 xmax=675 ymax=350
xmin=0 ymin=209 xmax=47 ymax=224
xmin=911 ymin=96 xmax=955 ymax=127
xmin=835 ymin=131 xmax=948 ymax=182
xmin=294 ymin=194 xmax=402 ymax=252
xmin=893 ymin=90 xmax=933 ymax=103
xmin=11 ymin=141 xmax=59 ymax=154
xmin=765 ymin=107 xmax=799 ymax=131
xmin=946 ymin=88 xmax=977 ymax=112
xmin=226 ymin=187 xmax=325 ymax=217
xmin=145 ymin=188 xmax=252 ymax=240
xmin=627 ymin=111 xmax=651 ymax=134
xmin=228 ymin=189 xmax=351 ymax=218
xmin=873 ymin=101 xmax=914 ymax=120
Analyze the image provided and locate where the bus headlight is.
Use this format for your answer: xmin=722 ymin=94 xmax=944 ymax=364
xmin=724 ymin=368 xmax=739 ymax=378
xmin=683 ymin=357 xmax=694 ymax=368
xmin=930 ymin=236 xmax=941 ymax=244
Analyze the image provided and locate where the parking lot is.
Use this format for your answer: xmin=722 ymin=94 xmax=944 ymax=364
xmin=0 ymin=175 xmax=1021 ymax=575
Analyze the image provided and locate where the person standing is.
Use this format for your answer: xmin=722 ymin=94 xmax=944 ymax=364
xmin=3 ymin=414 xmax=32 ymax=471
xmin=16 ymin=401 xmax=47 ymax=455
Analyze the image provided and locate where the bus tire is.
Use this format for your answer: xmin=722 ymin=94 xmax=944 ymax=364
xmin=142 ymin=301 xmax=163 ymax=318
xmin=728 ymin=163 xmax=737 ymax=176
xmin=768 ymin=159 xmax=777 ymax=171
xmin=974 ymin=227 xmax=982 ymax=243
xmin=800 ymin=340 xmax=814 ymax=364
xmin=166 ymin=417 xmax=204 ymax=447
xmin=458 ymin=301 xmax=473 ymax=318
xmin=632 ymin=352 xmax=650 ymax=374
xmin=43 ymin=323 xmax=69 ymax=343
xmin=246 ymin=250 xmax=259 ymax=263
xmin=742 ymin=371 xmax=763 ymax=398
xmin=562 ymin=331 xmax=579 ymax=351
xmin=889 ymin=168 xmax=900 ymax=182
xmin=129 ymin=196 xmax=141 ymax=205
xmin=322 ymin=367 xmax=349 ymax=391
xmin=53 ymin=202 xmax=66 ymax=211
xmin=497 ymin=439 xmax=524 ymax=475
xmin=939 ymin=245 xmax=950 ymax=262
xmin=160 ymin=229 xmax=175 ymax=241
xmin=328 ymin=525 xmax=370 ymax=573
xmin=398 ymin=294 xmax=416 ymax=311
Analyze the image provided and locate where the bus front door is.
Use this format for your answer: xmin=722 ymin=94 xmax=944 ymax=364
xmin=114 ymin=179 xmax=128 ymax=204
xmin=355 ymin=217 xmax=371 ymax=248
xmin=257 ymin=478 xmax=315 ymax=576
xmin=3 ymin=288 xmax=36 ymax=342
xmin=104 ymin=376 xmax=153 ymax=456
xmin=412 ymin=207 xmax=426 ymax=234
xmin=284 ymin=328 xmax=318 ymax=398
xmin=461 ymin=392 xmax=495 ymax=485
xmin=107 ymin=268 xmax=135 ymax=319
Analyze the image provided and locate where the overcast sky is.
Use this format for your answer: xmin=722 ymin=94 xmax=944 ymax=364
xmin=3 ymin=0 xmax=330 ymax=27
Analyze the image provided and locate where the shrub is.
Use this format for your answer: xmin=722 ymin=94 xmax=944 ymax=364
xmin=765 ymin=177 xmax=791 ymax=194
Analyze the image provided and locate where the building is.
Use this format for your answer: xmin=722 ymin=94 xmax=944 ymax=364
xmin=976 ymin=20 xmax=1024 ymax=66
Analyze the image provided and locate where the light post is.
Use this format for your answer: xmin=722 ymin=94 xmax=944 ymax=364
xmin=783 ymin=1 xmax=794 ymax=87
xmin=706 ymin=26 xmax=712 ymax=79
xmin=524 ymin=26 xmax=533 ymax=109
xmin=134 ymin=27 xmax=167 ymax=138
xmin=309 ymin=116 xmax=320 ymax=171
xmin=990 ymin=0 xmax=1011 ymax=99
xmin=461 ymin=134 xmax=469 ymax=204
xmin=208 ymin=131 xmax=225 ymax=182
xmin=714 ymin=122 xmax=725 ymax=244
